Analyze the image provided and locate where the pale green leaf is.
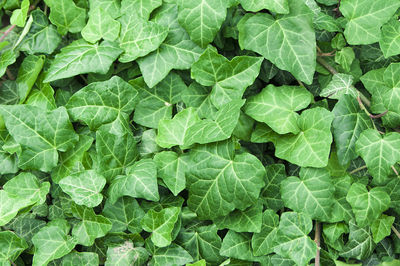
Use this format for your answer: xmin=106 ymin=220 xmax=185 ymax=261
xmin=10 ymin=0 xmax=29 ymax=27
xmin=371 ymin=214 xmax=395 ymax=243
xmin=108 ymin=159 xmax=159 ymax=203
xmin=44 ymin=40 xmax=123 ymax=82
xmin=380 ymin=18 xmax=400 ymax=58
xmin=244 ymin=84 xmax=312 ymax=134
xmin=16 ymin=55 xmax=45 ymax=103
xmin=220 ymin=231 xmax=262 ymax=262
xmin=121 ymin=0 xmax=161 ymax=19
xmin=251 ymin=210 xmax=279 ymax=256
xmin=141 ymin=207 xmax=180 ymax=247
xmin=71 ymin=203 xmax=112 ymax=246
xmin=59 ymin=170 xmax=106 ymax=207
xmin=191 ymin=46 xmax=262 ymax=108
xmin=81 ymin=7 xmax=120 ymax=43
xmin=45 ymin=0 xmax=87 ymax=35
xmin=275 ymin=107 xmax=334 ymax=168
xmin=25 ymin=84 xmax=56 ymax=111
xmin=0 ymin=50 xmax=16 ymax=77
xmin=339 ymin=0 xmax=400 ymax=45
xmin=320 ymin=73 xmax=357 ymax=99
xmin=187 ymin=140 xmax=265 ymax=219
xmin=148 ymin=242 xmax=192 ymax=266
xmin=89 ymin=0 xmax=120 ymax=18
xmin=238 ymin=0 xmax=316 ymax=84
xmin=61 ymin=252 xmax=99 ymax=266
xmin=335 ymin=47 xmax=356 ymax=72
xmin=340 ymin=221 xmax=375 ymax=260
xmin=356 ymin=129 xmax=400 ymax=184
xmin=0 ymin=231 xmax=28 ymax=265
xmin=239 ymin=0 xmax=289 ymax=13
xmin=346 ymin=183 xmax=390 ymax=227
xmin=105 ymin=241 xmax=149 ymax=266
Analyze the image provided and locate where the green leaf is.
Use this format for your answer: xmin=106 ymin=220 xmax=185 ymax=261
xmin=273 ymin=212 xmax=317 ymax=266
xmin=81 ymin=7 xmax=120 ymax=43
xmin=220 ymin=231 xmax=262 ymax=262
xmin=238 ymin=0 xmax=316 ymax=84
xmin=16 ymin=54 xmax=45 ymax=103
xmin=154 ymin=151 xmax=189 ymax=196
xmin=340 ymin=221 xmax=375 ymax=260
xmin=108 ymin=159 xmax=159 ymax=203
xmin=176 ymin=224 xmax=223 ymax=264
xmin=131 ymin=73 xmax=186 ymax=129
xmin=32 ymin=219 xmax=78 ymax=266
xmin=177 ymin=0 xmax=229 ymax=48
xmin=239 ymin=0 xmax=289 ymax=13
xmin=0 ymin=50 xmax=16 ymax=77
xmin=66 ymin=76 xmax=138 ymax=130
xmin=356 ymin=129 xmax=400 ymax=184
xmin=10 ymin=0 xmax=29 ymax=27
xmin=71 ymin=203 xmax=112 ymax=246
xmin=214 ymin=201 xmax=263 ymax=233
xmin=141 ymin=207 xmax=180 ymax=247
xmin=120 ymin=0 xmax=161 ymax=19
xmin=260 ymin=164 xmax=286 ymax=211
xmin=102 ymin=197 xmax=145 ymax=234
xmin=90 ymin=0 xmax=121 ymax=19
xmin=0 ymin=105 xmax=78 ymax=171
xmin=25 ymin=83 xmax=57 ymax=111
xmin=332 ymin=95 xmax=372 ymax=165
xmin=61 ymin=252 xmax=99 ymax=266
xmin=251 ymin=210 xmax=279 ymax=256
xmin=137 ymin=4 xmax=204 ymax=88
xmin=45 ymin=0 xmax=86 ymax=35
xmin=335 ymin=47 xmax=356 ymax=73
xmin=320 ymin=73 xmax=357 ymax=100
xmin=105 ymin=241 xmax=149 ymax=266
xmin=44 ymin=40 xmax=123 ymax=82
xmin=59 ymin=170 xmax=107 ymax=207
xmin=281 ymin=167 xmax=335 ymax=221
xmin=380 ymin=18 xmax=400 ymax=58
xmin=0 ymin=231 xmax=28 ymax=265
xmin=244 ymin=84 xmax=312 ymax=134
xmin=339 ymin=0 xmax=400 ymax=45
xmin=191 ymin=46 xmax=262 ymax=108
xmin=148 ymin=242 xmax=193 ymax=266
xmin=346 ymin=183 xmax=390 ymax=227
xmin=323 ymin=222 xmax=349 ymax=251
xmin=118 ymin=14 xmax=168 ymax=62
xmin=275 ymin=107 xmax=334 ymax=168
xmin=187 ymin=140 xmax=265 ymax=219
xmin=371 ymin=214 xmax=395 ymax=243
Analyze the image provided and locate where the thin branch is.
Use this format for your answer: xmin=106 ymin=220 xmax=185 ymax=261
xmin=392 ymin=165 xmax=399 ymax=176
xmin=369 ymin=110 xmax=388 ymax=119
xmin=314 ymin=222 xmax=321 ymax=266
xmin=349 ymin=165 xmax=367 ymax=175
xmin=0 ymin=25 xmax=16 ymax=42
xmin=392 ymin=225 xmax=400 ymax=239
xmin=297 ymin=80 xmax=305 ymax=87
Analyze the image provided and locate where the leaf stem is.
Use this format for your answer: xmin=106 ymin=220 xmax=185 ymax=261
xmin=314 ymin=222 xmax=321 ymax=266
xmin=316 ymin=56 xmax=371 ymax=107
xmin=392 ymin=165 xmax=399 ymax=176
xmin=0 ymin=25 xmax=16 ymax=42
xmin=349 ymin=165 xmax=367 ymax=175
xmin=392 ymin=225 xmax=400 ymax=239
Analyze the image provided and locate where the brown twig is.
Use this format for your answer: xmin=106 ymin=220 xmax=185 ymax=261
xmin=392 ymin=165 xmax=399 ymax=176
xmin=369 ymin=110 xmax=388 ymax=119
xmin=0 ymin=25 xmax=16 ymax=42
xmin=314 ymin=222 xmax=321 ymax=266
xmin=392 ymin=225 xmax=400 ymax=239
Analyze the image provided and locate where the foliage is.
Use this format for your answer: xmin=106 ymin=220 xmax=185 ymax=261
xmin=1 ymin=0 xmax=400 ymax=265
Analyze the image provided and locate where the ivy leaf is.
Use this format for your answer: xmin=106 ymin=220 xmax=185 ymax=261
xmin=187 ymin=140 xmax=265 ymax=219
xmin=66 ymin=76 xmax=138 ymax=130
xmin=273 ymin=212 xmax=317 ymax=266
xmin=191 ymin=46 xmax=262 ymax=108
xmin=0 ymin=231 xmax=28 ymax=265
xmin=120 ymin=0 xmax=161 ymax=19
xmin=260 ymin=164 xmax=286 ymax=211
xmin=251 ymin=210 xmax=279 ymax=256
xmin=59 ymin=170 xmax=106 ymax=208
xmin=238 ymin=0 xmax=316 ymax=84
xmin=176 ymin=0 xmax=229 ymax=48
xmin=275 ymin=107 xmax=334 ymax=168
xmin=356 ymin=129 xmax=400 ymax=184
xmin=90 ymin=0 xmax=121 ymax=19
xmin=339 ymin=0 xmax=400 ymax=45
xmin=380 ymin=18 xmax=400 ymax=58
xmin=32 ymin=219 xmax=78 ymax=266
xmin=281 ymin=167 xmax=335 ymax=221
xmin=0 ymin=50 xmax=16 ymax=77
xmin=154 ymin=151 xmax=189 ymax=196
xmin=220 ymin=231 xmax=262 ymax=262
xmin=81 ymin=7 xmax=120 ymax=43
xmin=332 ymin=95 xmax=372 ymax=165
xmin=44 ymin=40 xmax=123 ymax=82
xmin=70 ymin=203 xmax=112 ymax=246
xmin=131 ymin=73 xmax=186 ymax=129
xmin=0 ymin=105 xmax=78 ymax=171
xmin=16 ymin=55 xmax=45 ymax=103
xmin=61 ymin=252 xmax=99 ymax=266
xmin=45 ymin=0 xmax=87 ymax=35
xmin=105 ymin=241 xmax=149 ymax=266
xmin=346 ymin=183 xmax=390 ymax=227
xmin=340 ymin=221 xmax=375 ymax=260
xmin=102 ymin=197 xmax=145 ymax=234
xmin=147 ymin=242 xmax=193 ymax=266
xmin=244 ymin=84 xmax=312 ymax=134
xmin=320 ymin=73 xmax=357 ymax=100
xmin=141 ymin=207 xmax=180 ymax=247
xmin=10 ymin=0 xmax=29 ymax=27
xmin=137 ymin=4 xmax=204 ymax=88
xmin=118 ymin=13 xmax=168 ymax=62
xmin=108 ymin=159 xmax=159 ymax=203
xmin=371 ymin=214 xmax=395 ymax=243
xmin=19 ymin=10 xmax=61 ymax=54
xmin=335 ymin=47 xmax=356 ymax=73
xmin=239 ymin=0 xmax=289 ymax=14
